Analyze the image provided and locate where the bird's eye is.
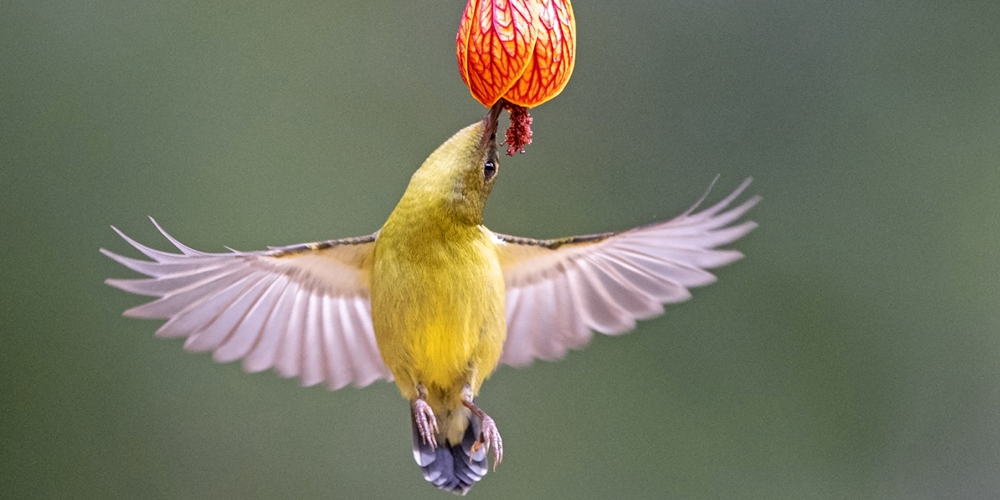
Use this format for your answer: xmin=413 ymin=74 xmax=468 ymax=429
xmin=483 ymin=160 xmax=497 ymax=181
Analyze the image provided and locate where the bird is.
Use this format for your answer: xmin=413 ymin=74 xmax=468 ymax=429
xmin=102 ymin=102 xmax=759 ymax=495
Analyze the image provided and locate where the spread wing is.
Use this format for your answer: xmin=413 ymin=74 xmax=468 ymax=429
xmin=495 ymin=178 xmax=760 ymax=367
xmin=102 ymin=219 xmax=392 ymax=390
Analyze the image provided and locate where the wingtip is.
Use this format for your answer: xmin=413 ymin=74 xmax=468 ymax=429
xmin=682 ymin=175 xmax=755 ymax=217
xmin=104 ymin=277 xmax=121 ymax=288
xmin=110 ymin=224 xmax=128 ymax=240
xmin=149 ymin=217 xmax=208 ymax=256
xmin=735 ymin=176 xmax=755 ymax=198
xmin=121 ymin=305 xmax=149 ymax=318
xmin=681 ymin=176 xmax=721 ymax=216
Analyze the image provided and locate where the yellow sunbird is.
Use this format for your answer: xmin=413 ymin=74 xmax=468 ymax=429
xmin=103 ymin=103 xmax=758 ymax=494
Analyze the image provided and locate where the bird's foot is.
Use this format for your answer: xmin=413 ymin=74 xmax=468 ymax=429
xmin=462 ymin=399 xmax=503 ymax=470
xmin=412 ymin=398 xmax=439 ymax=450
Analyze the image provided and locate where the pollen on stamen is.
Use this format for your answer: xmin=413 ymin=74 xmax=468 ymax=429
xmin=503 ymin=103 xmax=533 ymax=155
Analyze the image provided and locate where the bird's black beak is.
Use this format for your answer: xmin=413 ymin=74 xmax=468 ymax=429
xmin=482 ymin=99 xmax=504 ymax=148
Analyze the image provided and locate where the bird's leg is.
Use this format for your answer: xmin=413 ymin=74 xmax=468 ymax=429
xmin=412 ymin=384 xmax=438 ymax=450
xmin=462 ymin=386 xmax=503 ymax=470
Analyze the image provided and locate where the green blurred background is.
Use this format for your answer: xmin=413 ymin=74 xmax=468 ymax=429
xmin=3 ymin=0 xmax=999 ymax=498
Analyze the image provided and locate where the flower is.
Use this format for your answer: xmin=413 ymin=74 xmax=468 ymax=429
xmin=457 ymin=0 xmax=576 ymax=154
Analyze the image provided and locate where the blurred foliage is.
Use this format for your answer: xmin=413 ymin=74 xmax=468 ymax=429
xmin=3 ymin=0 xmax=999 ymax=498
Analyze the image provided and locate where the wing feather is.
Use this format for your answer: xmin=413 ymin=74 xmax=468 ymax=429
xmin=245 ymin=280 xmax=297 ymax=373
xmin=334 ymin=297 xmax=365 ymax=387
xmin=582 ymin=254 xmax=662 ymax=320
xmin=103 ymin=221 xmax=392 ymax=389
xmin=276 ymin=283 xmax=308 ymax=379
xmin=557 ymin=269 xmax=592 ymax=352
xmin=301 ymin=293 xmax=324 ymax=387
xmin=569 ymin=262 xmax=627 ymax=334
xmin=500 ymin=288 xmax=531 ymax=366
xmin=352 ymin=298 xmax=389 ymax=385
xmin=320 ymin=295 xmax=349 ymax=390
xmin=123 ymin=265 xmax=255 ymax=320
xmin=214 ymin=274 xmax=288 ymax=363
xmin=532 ymin=278 xmax=566 ymax=360
xmin=184 ymin=273 xmax=278 ymax=352
xmin=164 ymin=273 xmax=259 ymax=340
xmin=497 ymin=178 xmax=759 ymax=366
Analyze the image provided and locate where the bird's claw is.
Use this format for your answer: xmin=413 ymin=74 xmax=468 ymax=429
xmin=471 ymin=415 xmax=503 ymax=470
xmin=413 ymin=399 xmax=439 ymax=450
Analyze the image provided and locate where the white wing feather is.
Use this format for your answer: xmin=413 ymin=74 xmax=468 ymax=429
xmin=102 ymin=221 xmax=392 ymax=389
xmin=497 ymin=178 xmax=760 ymax=367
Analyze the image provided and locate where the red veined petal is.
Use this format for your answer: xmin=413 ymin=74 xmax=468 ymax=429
xmin=503 ymin=0 xmax=576 ymax=107
xmin=457 ymin=0 xmax=538 ymax=107
xmin=456 ymin=1 xmax=476 ymax=89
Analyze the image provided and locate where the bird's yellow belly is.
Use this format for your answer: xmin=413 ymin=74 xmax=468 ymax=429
xmin=370 ymin=234 xmax=506 ymax=408
xmin=406 ymin=304 xmax=484 ymax=392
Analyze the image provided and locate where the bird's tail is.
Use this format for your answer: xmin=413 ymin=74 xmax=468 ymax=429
xmin=412 ymin=411 xmax=487 ymax=495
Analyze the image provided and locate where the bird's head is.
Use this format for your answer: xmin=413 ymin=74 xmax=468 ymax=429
xmin=402 ymin=102 xmax=504 ymax=226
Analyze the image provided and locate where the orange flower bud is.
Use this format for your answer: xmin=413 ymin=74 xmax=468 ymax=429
xmin=457 ymin=0 xmax=576 ymax=108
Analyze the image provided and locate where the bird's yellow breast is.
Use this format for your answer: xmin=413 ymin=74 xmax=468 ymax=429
xmin=370 ymin=221 xmax=505 ymax=408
